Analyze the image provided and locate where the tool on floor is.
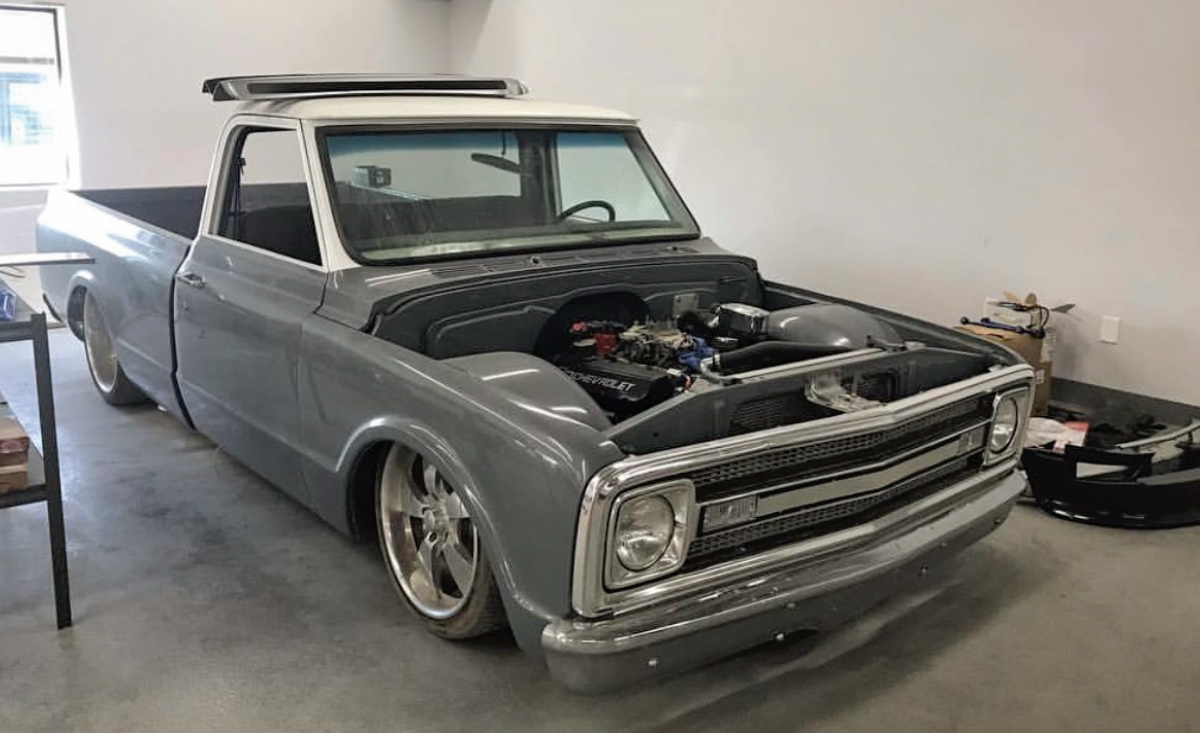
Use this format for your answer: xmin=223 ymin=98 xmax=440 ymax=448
xmin=980 ymin=317 xmax=1046 ymax=338
xmin=955 ymin=316 xmax=1022 ymax=335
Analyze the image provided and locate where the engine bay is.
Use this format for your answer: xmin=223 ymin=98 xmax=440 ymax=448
xmin=369 ymin=255 xmax=1012 ymax=442
xmin=552 ymin=320 xmax=709 ymax=420
xmin=538 ymin=297 xmax=905 ymax=422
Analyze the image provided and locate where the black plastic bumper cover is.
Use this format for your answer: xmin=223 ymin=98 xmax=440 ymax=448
xmin=1024 ymin=446 xmax=1200 ymax=528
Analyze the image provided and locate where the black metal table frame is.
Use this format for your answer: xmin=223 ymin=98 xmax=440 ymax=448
xmin=1 ymin=312 xmax=72 ymax=628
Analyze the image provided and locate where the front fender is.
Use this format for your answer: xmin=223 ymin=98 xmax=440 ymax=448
xmin=763 ymin=280 xmax=1021 ymax=366
xmin=298 ymin=317 xmax=625 ymax=651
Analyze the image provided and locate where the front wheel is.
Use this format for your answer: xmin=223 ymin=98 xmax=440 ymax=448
xmin=82 ymin=292 xmax=148 ymax=406
xmin=376 ymin=445 xmax=508 ymax=638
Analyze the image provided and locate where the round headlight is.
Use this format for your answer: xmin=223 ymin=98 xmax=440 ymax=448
xmin=989 ymin=396 xmax=1020 ymax=452
xmin=613 ymin=495 xmax=675 ymax=571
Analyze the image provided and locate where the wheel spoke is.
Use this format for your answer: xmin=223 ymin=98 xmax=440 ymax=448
xmin=440 ymin=535 xmax=475 ymax=593
xmin=393 ymin=473 xmax=430 ymax=515
xmin=416 ymin=533 xmax=437 ymax=583
xmin=422 ymin=461 xmax=447 ymax=500
xmin=443 ymin=492 xmax=469 ymax=520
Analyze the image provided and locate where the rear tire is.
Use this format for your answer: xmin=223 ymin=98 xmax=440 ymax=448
xmin=376 ymin=445 xmax=508 ymax=639
xmin=82 ymin=291 xmax=148 ymax=406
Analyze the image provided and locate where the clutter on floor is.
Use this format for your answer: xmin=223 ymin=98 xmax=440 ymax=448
xmin=1023 ymin=415 xmax=1200 ymax=528
xmin=958 ymin=292 xmax=1067 ymax=416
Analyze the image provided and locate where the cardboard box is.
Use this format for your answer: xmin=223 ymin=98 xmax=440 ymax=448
xmin=956 ymin=324 xmax=1055 ymax=416
xmin=0 ymin=463 xmax=29 ymax=493
xmin=0 ymin=417 xmax=29 ymax=467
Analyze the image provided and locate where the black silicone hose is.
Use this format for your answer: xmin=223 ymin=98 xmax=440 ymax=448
xmin=714 ymin=341 xmax=856 ymax=374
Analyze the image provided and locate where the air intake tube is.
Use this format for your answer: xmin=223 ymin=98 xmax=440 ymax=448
xmin=713 ymin=341 xmax=856 ymax=375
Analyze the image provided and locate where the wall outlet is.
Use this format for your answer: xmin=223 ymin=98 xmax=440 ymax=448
xmin=1100 ymin=315 xmax=1121 ymax=344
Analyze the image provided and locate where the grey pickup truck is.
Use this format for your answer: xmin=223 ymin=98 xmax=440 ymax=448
xmin=38 ymin=75 xmax=1032 ymax=692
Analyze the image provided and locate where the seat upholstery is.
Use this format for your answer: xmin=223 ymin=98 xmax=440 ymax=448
xmin=336 ymin=194 xmax=543 ymax=246
xmin=236 ymin=205 xmax=321 ymax=265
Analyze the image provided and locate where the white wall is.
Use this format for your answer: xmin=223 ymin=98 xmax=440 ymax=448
xmin=451 ymin=0 xmax=1200 ymax=407
xmin=0 ymin=0 xmax=450 ymax=263
xmin=65 ymin=0 xmax=449 ymax=188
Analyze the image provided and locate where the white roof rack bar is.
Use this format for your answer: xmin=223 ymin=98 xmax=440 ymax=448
xmin=202 ymin=74 xmax=529 ymax=102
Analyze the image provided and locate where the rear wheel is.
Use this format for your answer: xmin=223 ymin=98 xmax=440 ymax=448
xmin=82 ymin=292 xmax=147 ymax=406
xmin=376 ymin=445 xmax=507 ymax=638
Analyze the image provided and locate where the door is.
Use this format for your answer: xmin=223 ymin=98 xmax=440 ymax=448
xmin=173 ymin=121 xmax=327 ymax=500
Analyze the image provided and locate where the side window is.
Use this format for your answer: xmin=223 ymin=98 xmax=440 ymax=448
xmin=217 ymin=128 xmax=321 ymax=265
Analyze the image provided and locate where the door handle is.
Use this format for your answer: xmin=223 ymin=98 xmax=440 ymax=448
xmin=175 ymin=271 xmax=205 ymax=289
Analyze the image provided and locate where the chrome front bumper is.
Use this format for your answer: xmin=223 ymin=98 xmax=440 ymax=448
xmin=542 ymin=465 xmax=1026 ymax=693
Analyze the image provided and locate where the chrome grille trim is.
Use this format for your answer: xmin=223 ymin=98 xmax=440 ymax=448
xmin=687 ymin=456 xmax=974 ymax=563
xmin=696 ymin=423 xmax=986 ymax=518
xmin=691 ymin=396 xmax=986 ymax=492
xmin=571 ymin=363 xmax=1035 ymax=618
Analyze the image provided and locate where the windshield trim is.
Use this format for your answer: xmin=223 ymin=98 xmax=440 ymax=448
xmin=313 ymin=122 xmax=702 ymax=267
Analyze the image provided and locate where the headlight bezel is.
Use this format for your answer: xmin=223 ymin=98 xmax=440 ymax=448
xmin=984 ymin=387 xmax=1031 ymax=465
xmin=604 ymin=479 xmax=695 ymax=589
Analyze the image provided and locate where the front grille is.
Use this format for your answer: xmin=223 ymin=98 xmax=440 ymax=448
xmin=684 ymin=457 xmax=978 ymax=570
xmin=690 ymin=396 xmax=988 ymax=501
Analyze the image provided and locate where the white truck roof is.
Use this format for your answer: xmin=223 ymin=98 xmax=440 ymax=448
xmin=238 ymin=95 xmax=637 ymax=125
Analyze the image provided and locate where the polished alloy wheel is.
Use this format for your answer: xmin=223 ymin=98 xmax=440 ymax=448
xmin=379 ymin=447 xmax=479 ymax=619
xmin=83 ymin=293 xmax=119 ymax=393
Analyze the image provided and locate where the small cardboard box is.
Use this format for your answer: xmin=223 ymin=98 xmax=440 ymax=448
xmin=0 ymin=417 xmax=30 ymax=467
xmin=956 ymin=324 xmax=1055 ymax=416
xmin=0 ymin=463 xmax=29 ymax=493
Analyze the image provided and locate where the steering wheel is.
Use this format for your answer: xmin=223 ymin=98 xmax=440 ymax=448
xmin=557 ymin=200 xmax=616 ymax=223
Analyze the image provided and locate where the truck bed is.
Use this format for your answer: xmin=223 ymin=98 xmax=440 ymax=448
xmin=37 ymin=188 xmax=197 ymax=419
xmin=74 ymin=186 xmax=206 ymax=239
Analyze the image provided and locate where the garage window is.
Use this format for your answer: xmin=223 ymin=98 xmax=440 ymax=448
xmin=0 ymin=4 xmax=71 ymax=186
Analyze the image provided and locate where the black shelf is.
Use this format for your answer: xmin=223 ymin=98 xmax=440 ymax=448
xmin=0 ymin=311 xmax=72 ymax=629
xmin=0 ymin=320 xmax=34 ymax=344
xmin=0 ymin=485 xmax=48 ymax=510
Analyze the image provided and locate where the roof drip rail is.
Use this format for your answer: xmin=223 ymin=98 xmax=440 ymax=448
xmin=202 ymin=74 xmax=529 ymax=102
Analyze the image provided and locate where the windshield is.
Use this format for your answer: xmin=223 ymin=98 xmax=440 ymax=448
xmin=319 ymin=127 xmax=699 ymax=263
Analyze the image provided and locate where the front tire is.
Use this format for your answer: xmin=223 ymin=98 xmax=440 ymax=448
xmin=376 ymin=445 xmax=508 ymax=639
xmin=82 ymin=291 xmax=147 ymax=406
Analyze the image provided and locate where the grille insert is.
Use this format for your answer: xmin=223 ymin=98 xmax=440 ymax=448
xmin=685 ymin=457 xmax=976 ymax=569
xmin=691 ymin=396 xmax=987 ymax=500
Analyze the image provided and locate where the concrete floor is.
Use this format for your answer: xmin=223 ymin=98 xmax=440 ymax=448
xmin=2 ymin=333 xmax=1200 ymax=733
